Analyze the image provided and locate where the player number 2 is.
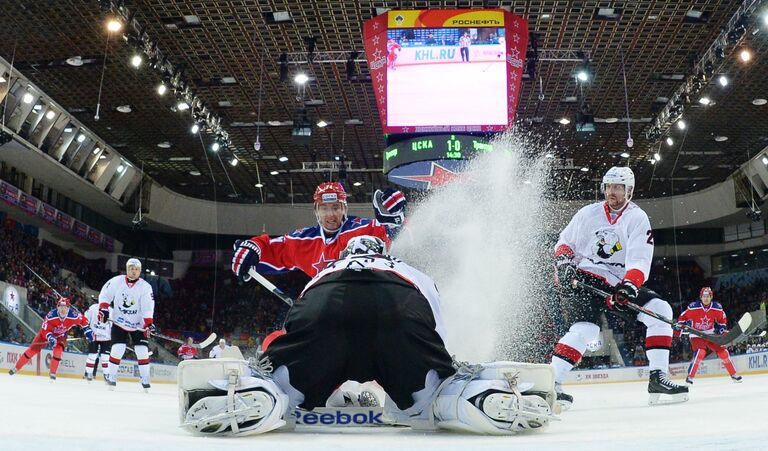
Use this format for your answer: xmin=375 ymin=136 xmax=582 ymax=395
xmin=646 ymin=229 xmax=654 ymax=245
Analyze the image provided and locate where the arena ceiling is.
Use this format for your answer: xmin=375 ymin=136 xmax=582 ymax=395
xmin=2 ymin=0 xmax=767 ymax=204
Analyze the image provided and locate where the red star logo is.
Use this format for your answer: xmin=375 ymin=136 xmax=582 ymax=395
xmin=699 ymin=317 xmax=712 ymax=330
xmin=393 ymin=162 xmax=465 ymax=189
xmin=312 ymin=253 xmax=333 ymax=274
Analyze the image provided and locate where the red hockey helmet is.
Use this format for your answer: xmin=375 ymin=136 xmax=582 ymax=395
xmin=56 ymin=296 xmax=71 ymax=308
xmin=313 ymin=182 xmax=347 ymax=205
xmin=699 ymin=287 xmax=713 ymax=298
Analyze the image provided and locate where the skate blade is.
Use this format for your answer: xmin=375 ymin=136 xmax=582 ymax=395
xmin=732 ymin=378 xmax=743 ymax=384
xmin=648 ymin=392 xmax=689 ymax=406
xmin=556 ymin=399 xmax=572 ymax=411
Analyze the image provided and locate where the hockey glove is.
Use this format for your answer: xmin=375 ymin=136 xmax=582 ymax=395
xmin=144 ymin=319 xmax=157 ymax=338
xmin=373 ymin=189 xmax=407 ymax=227
xmin=46 ymin=333 xmax=57 ymax=347
xmin=555 ymin=255 xmax=578 ymax=291
xmin=83 ymin=326 xmax=94 ymax=343
xmin=607 ymin=280 xmax=638 ymax=311
xmin=98 ymin=305 xmax=110 ymax=323
xmin=232 ymin=239 xmax=261 ymax=281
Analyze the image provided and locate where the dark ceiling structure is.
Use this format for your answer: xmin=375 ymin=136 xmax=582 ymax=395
xmin=2 ymin=0 xmax=767 ymax=203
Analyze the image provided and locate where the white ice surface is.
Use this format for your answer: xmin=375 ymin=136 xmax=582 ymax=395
xmin=1 ymin=373 xmax=764 ymax=451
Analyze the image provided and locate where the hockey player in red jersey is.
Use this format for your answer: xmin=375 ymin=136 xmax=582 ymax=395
xmin=231 ymin=182 xmax=405 ymax=281
xmin=8 ymin=297 xmax=93 ymax=380
xmin=552 ymin=167 xmax=688 ymax=407
xmin=387 ymin=39 xmax=401 ymax=70
xmin=677 ymin=287 xmax=742 ymax=384
xmin=177 ymin=337 xmax=199 ymax=360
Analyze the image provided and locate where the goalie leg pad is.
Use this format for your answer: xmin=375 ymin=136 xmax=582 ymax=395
xmin=178 ymin=358 xmax=289 ymax=436
xmin=432 ymin=361 xmax=559 ymax=435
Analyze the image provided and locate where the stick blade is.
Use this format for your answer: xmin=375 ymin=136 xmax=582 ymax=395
xmin=197 ymin=333 xmax=217 ymax=348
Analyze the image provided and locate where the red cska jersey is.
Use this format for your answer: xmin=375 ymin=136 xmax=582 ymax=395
xmin=177 ymin=344 xmax=198 ymax=360
xmin=677 ymin=300 xmax=728 ymax=335
xmin=250 ymin=216 xmax=392 ymax=278
xmin=41 ymin=307 xmax=89 ymax=338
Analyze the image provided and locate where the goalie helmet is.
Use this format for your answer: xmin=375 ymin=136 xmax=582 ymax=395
xmin=339 ymin=235 xmax=387 ymax=259
xmin=601 ymin=166 xmax=635 ymax=200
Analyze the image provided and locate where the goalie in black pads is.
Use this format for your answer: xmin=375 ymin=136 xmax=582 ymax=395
xmin=178 ymin=236 xmax=560 ymax=436
xmin=552 ymin=167 xmax=688 ymax=407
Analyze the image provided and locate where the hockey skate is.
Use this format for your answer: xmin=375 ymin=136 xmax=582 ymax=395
xmin=105 ymin=374 xmax=117 ymax=390
xmin=648 ymin=370 xmax=688 ymax=406
xmin=685 ymin=377 xmax=694 ymax=385
xmin=8 ymin=368 xmax=16 ymax=376
xmin=141 ymin=377 xmax=151 ymax=393
xmin=731 ymin=375 xmax=743 ymax=383
xmin=49 ymin=375 xmax=56 ymax=382
xmin=554 ymin=382 xmax=573 ymax=411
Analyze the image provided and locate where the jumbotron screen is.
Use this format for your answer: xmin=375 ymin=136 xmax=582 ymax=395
xmin=363 ymin=9 xmax=528 ymax=133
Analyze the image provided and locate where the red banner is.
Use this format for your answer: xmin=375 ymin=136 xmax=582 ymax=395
xmin=38 ymin=203 xmax=56 ymax=224
xmin=55 ymin=210 xmax=73 ymax=231
xmin=72 ymin=220 xmax=88 ymax=239
xmin=19 ymin=192 xmax=40 ymax=215
xmin=0 ymin=181 xmax=20 ymax=206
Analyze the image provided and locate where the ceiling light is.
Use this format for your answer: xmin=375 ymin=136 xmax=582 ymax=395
xmin=604 ymin=117 xmax=618 ymax=123
xmin=278 ymin=156 xmax=288 ymax=162
xmin=76 ymin=134 xmax=86 ymax=143
xmin=45 ymin=110 xmax=56 ymax=120
xmin=541 ymin=14 xmax=551 ymax=19
xmin=130 ymin=54 xmax=142 ymax=68
xmin=698 ymin=96 xmax=711 ymax=105
xmin=191 ymin=124 xmax=200 ymax=134
xmin=739 ymin=49 xmax=752 ymax=62
xmin=666 ymin=137 xmax=674 ymax=146
xmin=116 ymin=164 xmax=125 ymax=173
xmin=116 ymin=105 xmax=132 ymax=113
xmin=620 ymin=152 xmax=630 ymax=158
xmin=106 ymin=19 xmax=122 ymax=32
xmin=0 ymin=76 xmax=6 ymax=83
xmin=22 ymin=93 xmax=34 ymax=104
xmin=762 ymin=156 xmax=768 ymax=165
xmin=580 ymin=167 xmax=589 ymax=172
xmin=211 ymin=142 xmax=220 ymax=152
xmin=576 ymin=70 xmax=589 ymax=82
xmin=650 ymin=159 xmax=656 ymax=165
xmin=267 ymin=120 xmax=282 ymax=126
xmin=157 ymin=141 xmax=172 ymax=149
xmin=753 ymin=98 xmax=768 ymax=106
xmin=654 ymin=153 xmax=661 ymax=161
xmin=316 ymin=120 xmax=328 ymax=128
xmin=270 ymin=170 xmax=279 ymax=175
xmin=559 ymin=117 xmax=570 ymax=125
xmin=189 ymin=170 xmax=201 ymax=176
xmin=353 ymin=181 xmax=363 ymax=187
xmin=714 ymin=135 xmax=728 ymax=142
xmin=255 ymin=183 xmax=264 ymax=188
xmin=686 ymin=165 xmax=700 ymax=171
xmin=293 ymin=73 xmax=309 ymax=85
xmin=92 ymin=147 xmax=101 ymax=155
xmin=718 ymin=75 xmax=728 ymax=87
xmin=177 ymin=101 xmax=190 ymax=111
xmin=32 ymin=104 xmax=42 ymax=111
xmin=64 ymin=127 xmax=73 ymax=133
xmin=676 ymin=120 xmax=686 ymax=130
xmin=157 ymin=83 xmax=167 ymax=95
xmin=229 ymin=158 xmax=239 ymax=167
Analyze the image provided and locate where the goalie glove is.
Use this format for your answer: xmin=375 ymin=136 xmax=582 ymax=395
xmin=373 ymin=188 xmax=406 ymax=227
xmin=231 ymin=239 xmax=261 ymax=281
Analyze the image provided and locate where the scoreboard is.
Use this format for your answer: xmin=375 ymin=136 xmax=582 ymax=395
xmin=383 ymin=135 xmax=493 ymax=173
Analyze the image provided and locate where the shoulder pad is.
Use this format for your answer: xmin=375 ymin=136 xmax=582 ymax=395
xmin=288 ymin=225 xmax=319 ymax=238
xmin=712 ymin=301 xmax=723 ymax=310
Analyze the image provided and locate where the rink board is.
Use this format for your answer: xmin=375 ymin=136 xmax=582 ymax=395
xmin=564 ymin=350 xmax=768 ymax=385
xmin=0 ymin=340 xmax=177 ymax=382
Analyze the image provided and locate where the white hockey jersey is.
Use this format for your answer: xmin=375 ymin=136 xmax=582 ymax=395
xmin=85 ymin=303 xmax=112 ymax=341
xmin=555 ymin=201 xmax=653 ymax=287
xmin=302 ymin=254 xmax=447 ymax=342
xmin=209 ymin=345 xmax=231 ymax=359
xmin=98 ymin=275 xmax=155 ymax=331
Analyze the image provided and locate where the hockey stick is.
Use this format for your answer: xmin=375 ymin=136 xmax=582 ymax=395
xmin=247 ymin=267 xmax=295 ymax=307
xmin=108 ymin=320 xmax=217 ymax=349
xmin=23 ymin=262 xmax=64 ymax=299
xmin=573 ymin=280 xmax=765 ymax=346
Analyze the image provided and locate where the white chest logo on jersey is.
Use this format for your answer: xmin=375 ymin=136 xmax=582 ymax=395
xmin=119 ymin=293 xmax=137 ymax=314
xmin=594 ymin=228 xmax=623 ymax=260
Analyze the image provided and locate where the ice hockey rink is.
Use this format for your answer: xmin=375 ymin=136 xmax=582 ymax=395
xmin=2 ymin=372 xmax=765 ymax=451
